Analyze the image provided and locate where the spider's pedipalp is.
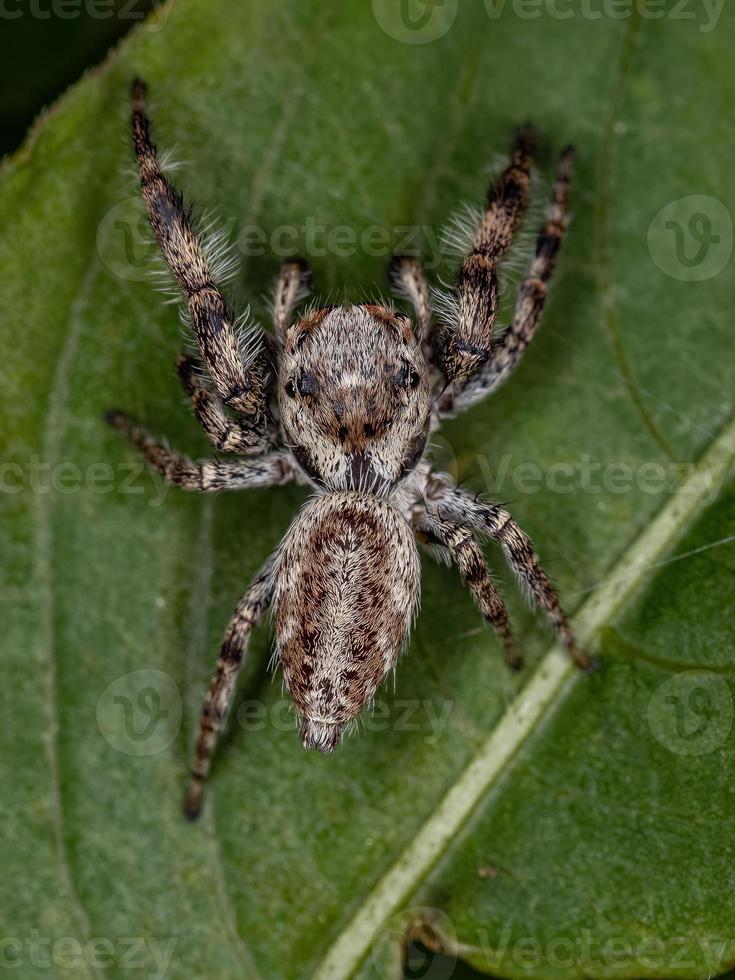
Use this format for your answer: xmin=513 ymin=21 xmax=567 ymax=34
xmin=272 ymin=258 xmax=312 ymax=339
xmin=176 ymin=354 xmax=272 ymax=455
xmin=387 ymin=255 xmax=432 ymax=343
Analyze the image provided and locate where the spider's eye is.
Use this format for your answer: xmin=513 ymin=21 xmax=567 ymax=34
xmin=284 ymin=372 xmax=317 ymax=399
xmin=297 ymin=371 xmax=317 ymax=396
xmin=394 ymin=362 xmax=421 ymax=391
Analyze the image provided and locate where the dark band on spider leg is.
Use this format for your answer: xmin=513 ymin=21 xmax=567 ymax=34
xmin=184 ymin=561 xmax=274 ymax=819
xmin=447 ymin=143 xmax=577 ymax=413
xmin=483 ymin=509 xmax=590 ymax=670
xmin=105 ymin=410 xmax=294 ymax=492
xmin=438 ymin=128 xmax=536 ymax=386
xmin=175 ymin=354 xmax=271 ymax=455
xmin=417 ymin=514 xmax=523 ymax=671
xmin=130 ymin=80 xmax=267 ymax=417
xmin=421 ymin=477 xmax=589 ymax=670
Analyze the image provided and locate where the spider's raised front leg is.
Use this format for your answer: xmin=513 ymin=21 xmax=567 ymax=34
xmin=105 ymin=411 xmax=297 ymax=492
xmin=414 ymin=511 xmax=522 ymax=670
xmin=185 ymin=554 xmax=275 ymax=819
xmin=131 ymin=79 xmax=269 ymax=422
xmin=425 ymin=472 xmax=591 ymax=670
xmin=434 ymin=127 xmax=535 ymax=387
xmin=388 ymin=255 xmax=432 ymax=343
xmin=447 ymin=145 xmax=576 ymax=415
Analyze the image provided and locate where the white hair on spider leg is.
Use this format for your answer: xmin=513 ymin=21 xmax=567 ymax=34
xmin=234 ymin=306 xmax=266 ymax=369
xmin=119 ymin=80 xmax=588 ymax=819
xmin=197 ymin=209 xmax=241 ymax=286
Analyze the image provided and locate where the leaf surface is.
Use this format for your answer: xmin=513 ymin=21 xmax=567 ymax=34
xmin=1 ymin=2 xmax=734 ymax=978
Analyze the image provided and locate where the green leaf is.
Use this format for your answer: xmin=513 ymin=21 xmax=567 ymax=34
xmin=1 ymin=2 xmax=734 ymax=979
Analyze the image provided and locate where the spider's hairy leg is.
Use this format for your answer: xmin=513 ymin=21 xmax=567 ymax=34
xmin=176 ymin=354 xmax=271 ymax=455
xmin=448 ymin=145 xmax=576 ymax=414
xmin=426 ymin=473 xmax=592 ymax=670
xmin=105 ymin=411 xmax=296 ymax=492
xmin=435 ymin=126 xmax=535 ymax=386
xmin=273 ymin=258 xmax=312 ymax=339
xmin=388 ymin=255 xmax=432 ymax=343
xmin=415 ymin=512 xmax=522 ymax=670
xmin=130 ymin=78 xmax=268 ymax=418
xmin=185 ymin=555 xmax=275 ymax=819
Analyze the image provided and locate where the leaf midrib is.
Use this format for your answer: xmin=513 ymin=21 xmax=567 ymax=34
xmin=314 ymin=415 xmax=735 ymax=978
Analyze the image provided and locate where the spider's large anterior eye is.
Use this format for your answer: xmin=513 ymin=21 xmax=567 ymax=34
xmin=297 ymin=371 xmax=317 ymax=396
xmin=285 ymin=372 xmax=317 ymax=399
xmin=395 ymin=362 xmax=420 ymax=391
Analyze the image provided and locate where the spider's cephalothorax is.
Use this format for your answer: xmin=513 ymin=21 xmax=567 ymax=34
xmin=278 ymin=304 xmax=432 ymax=494
xmin=109 ymin=80 xmax=592 ymax=820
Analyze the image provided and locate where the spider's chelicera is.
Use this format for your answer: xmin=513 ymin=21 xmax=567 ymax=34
xmin=107 ymin=80 xmax=591 ymax=819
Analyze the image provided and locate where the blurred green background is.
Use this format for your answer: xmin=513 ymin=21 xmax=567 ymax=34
xmin=2 ymin=4 xmax=733 ymax=980
xmin=0 ymin=0 xmax=155 ymax=156
xmin=0 ymin=7 xmax=489 ymax=978
xmin=0 ymin=6 xmax=480 ymax=978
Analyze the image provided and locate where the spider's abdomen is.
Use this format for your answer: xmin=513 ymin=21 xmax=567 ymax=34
xmin=273 ymin=492 xmax=420 ymax=753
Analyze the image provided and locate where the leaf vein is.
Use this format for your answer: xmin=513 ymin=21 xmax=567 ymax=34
xmin=314 ymin=412 xmax=735 ymax=979
xmin=37 ymin=257 xmax=101 ymax=980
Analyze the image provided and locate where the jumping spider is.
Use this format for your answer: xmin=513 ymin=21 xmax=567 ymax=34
xmin=107 ymin=80 xmax=591 ymax=820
